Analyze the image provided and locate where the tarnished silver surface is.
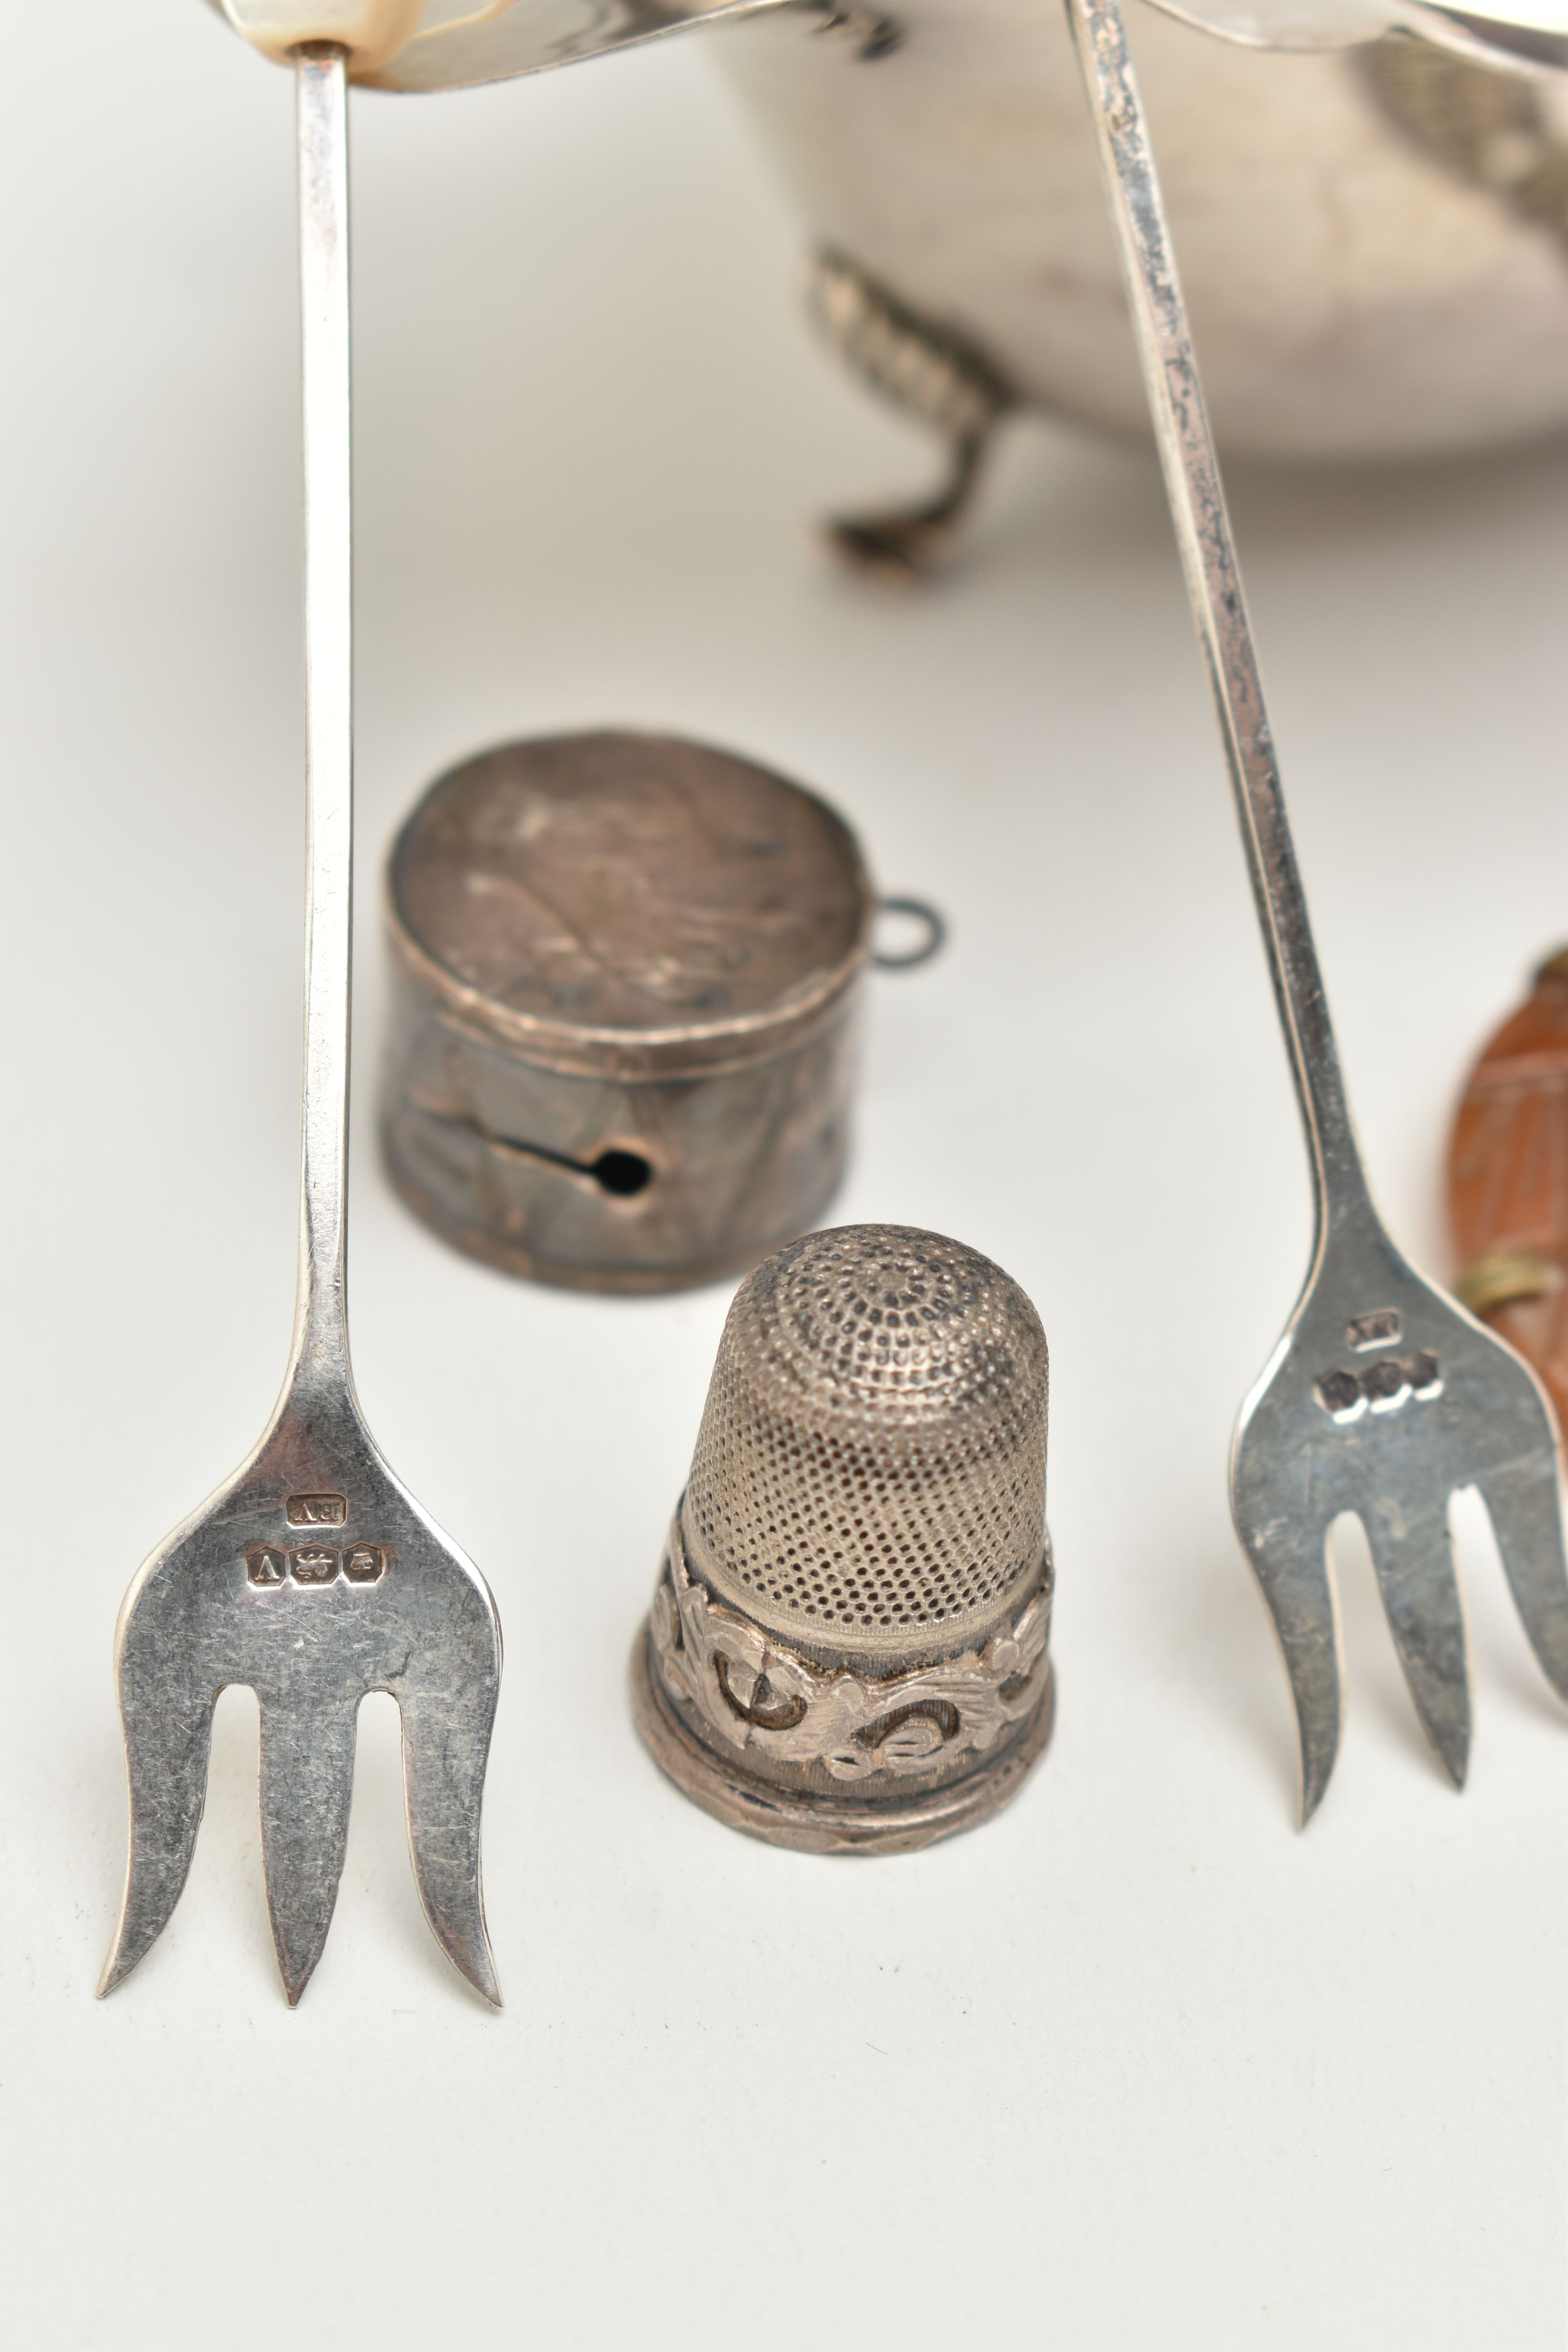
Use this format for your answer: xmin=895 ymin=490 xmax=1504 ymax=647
xmin=362 ymin=0 xmax=788 ymax=87
xmin=1067 ymin=0 xmax=1568 ymax=1817
xmin=381 ymin=731 xmax=936 ymax=1293
xmin=649 ymin=1512 xmax=1053 ymax=1778
xmin=632 ymin=1224 xmax=1055 ymax=1850
xmin=205 ymin=0 xmax=800 ymax=87
xmin=101 ymin=50 xmax=502 ymax=2007
xmin=632 ymin=1619 xmax=1056 ymax=1853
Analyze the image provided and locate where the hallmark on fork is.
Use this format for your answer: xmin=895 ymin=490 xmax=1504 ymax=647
xmin=286 ymin=1491 xmax=348 ymax=1526
xmin=1314 ymin=1351 xmax=1442 ymax=1423
xmin=245 ymin=1542 xmax=390 ymax=1587
xmin=1347 ymin=1309 xmax=1400 ymax=1350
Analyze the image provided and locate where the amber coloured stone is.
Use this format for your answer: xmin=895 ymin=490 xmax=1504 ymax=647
xmin=1449 ymin=949 xmax=1568 ymax=1434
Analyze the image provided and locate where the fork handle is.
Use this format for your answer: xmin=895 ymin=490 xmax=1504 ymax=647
xmin=292 ymin=45 xmax=355 ymax=1383
xmin=1064 ymin=0 xmax=1374 ymax=1234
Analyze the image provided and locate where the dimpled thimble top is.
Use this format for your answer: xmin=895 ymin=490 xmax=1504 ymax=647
xmin=682 ymin=1224 xmax=1047 ymax=1654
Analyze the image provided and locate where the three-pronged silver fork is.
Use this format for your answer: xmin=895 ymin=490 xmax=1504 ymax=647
xmin=1065 ymin=0 xmax=1568 ymax=1817
xmin=100 ymin=46 xmax=502 ymax=2004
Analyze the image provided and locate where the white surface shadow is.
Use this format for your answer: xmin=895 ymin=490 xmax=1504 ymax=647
xmin=333 ymin=1690 xmax=493 ymax=2005
xmin=174 ymin=1685 xmax=277 ymax=1993
xmin=1450 ymin=1481 xmax=1568 ymax=1734
xmin=1328 ymin=1508 xmax=1457 ymax=1784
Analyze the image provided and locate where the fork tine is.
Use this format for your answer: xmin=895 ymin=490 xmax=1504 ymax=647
xmin=399 ymin=1683 xmax=501 ymax=2008
xmin=1235 ymin=1512 xmax=1342 ymax=1823
xmin=1361 ymin=1497 xmax=1471 ymax=1788
xmin=98 ymin=1680 xmax=217 ymax=1998
xmin=258 ymin=1694 xmax=360 ymax=2007
xmin=1479 ymin=1459 xmax=1568 ymax=1704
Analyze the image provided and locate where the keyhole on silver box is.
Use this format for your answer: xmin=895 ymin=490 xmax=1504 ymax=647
xmin=592 ymin=1149 xmax=653 ymax=1197
xmin=523 ymin=1139 xmax=653 ymax=1196
xmin=526 ymin=1140 xmax=654 ymax=1196
xmin=425 ymin=1099 xmax=655 ymax=1197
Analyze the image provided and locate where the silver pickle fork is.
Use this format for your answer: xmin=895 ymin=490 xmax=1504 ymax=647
xmin=99 ymin=47 xmax=502 ymax=2006
xmin=1064 ymin=0 xmax=1568 ymax=1818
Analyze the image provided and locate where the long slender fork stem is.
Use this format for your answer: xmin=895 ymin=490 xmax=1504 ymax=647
xmin=293 ymin=46 xmax=354 ymax=1387
xmin=1063 ymin=0 xmax=1372 ymax=1240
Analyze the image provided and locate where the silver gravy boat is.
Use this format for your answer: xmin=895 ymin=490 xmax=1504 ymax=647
xmin=212 ymin=2 xmax=1568 ymax=568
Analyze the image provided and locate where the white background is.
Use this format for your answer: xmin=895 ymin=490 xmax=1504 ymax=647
xmin=3 ymin=4 xmax=1566 ymax=2345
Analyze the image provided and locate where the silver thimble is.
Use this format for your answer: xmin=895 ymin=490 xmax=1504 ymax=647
xmin=631 ymin=1223 xmax=1054 ymax=1852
